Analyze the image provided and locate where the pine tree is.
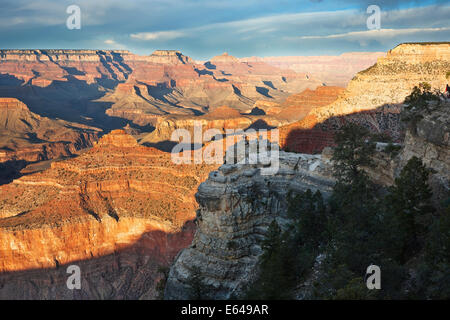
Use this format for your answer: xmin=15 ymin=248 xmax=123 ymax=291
xmin=288 ymin=189 xmax=327 ymax=247
xmin=402 ymin=82 xmax=440 ymax=127
xmin=245 ymin=220 xmax=295 ymax=299
xmin=186 ymin=265 xmax=208 ymax=300
xmin=385 ymin=156 xmax=435 ymax=263
xmin=331 ymin=122 xmax=375 ymax=186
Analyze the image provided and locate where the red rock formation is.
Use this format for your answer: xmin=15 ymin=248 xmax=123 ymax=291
xmin=275 ymin=86 xmax=344 ymax=120
xmin=103 ymin=51 xmax=323 ymax=124
xmin=203 ymin=105 xmax=242 ymax=119
xmin=0 ymin=98 xmax=100 ymax=164
xmin=0 ymin=49 xmax=379 ymax=129
xmin=0 ymin=129 xmax=216 ymax=298
xmin=241 ymin=52 xmax=386 ymax=87
xmin=279 ymin=43 xmax=450 ymax=153
xmin=140 ymin=106 xmax=288 ymax=146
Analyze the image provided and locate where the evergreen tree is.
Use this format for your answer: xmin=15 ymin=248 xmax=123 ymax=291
xmin=288 ymin=189 xmax=328 ymax=247
xmin=186 ymin=266 xmax=208 ymax=300
xmin=245 ymin=220 xmax=295 ymax=300
xmin=402 ymin=82 xmax=440 ymax=127
xmin=419 ymin=205 xmax=450 ymax=299
xmin=385 ymin=156 xmax=435 ymax=263
xmin=331 ymin=122 xmax=375 ymax=186
xmin=328 ymin=123 xmax=381 ymax=274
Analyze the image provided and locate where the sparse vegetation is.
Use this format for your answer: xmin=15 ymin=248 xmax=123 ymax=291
xmin=155 ymin=266 xmax=169 ymax=299
xmin=384 ymin=143 xmax=402 ymax=157
xmin=244 ymin=122 xmax=449 ymax=300
xmin=186 ymin=265 xmax=209 ymax=300
xmin=402 ymin=82 xmax=442 ymax=128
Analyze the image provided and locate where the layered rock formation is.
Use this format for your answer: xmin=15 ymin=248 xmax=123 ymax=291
xmin=241 ymin=52 xmax=386 ymax=87
xmin=0 ymin=97 xmax=101 ymax=185
xmin=0 ymin=49 xmax=134 ymax=127
xmin=0 ymin=129 xmax=216 ymax=299
xmin=279 ymin=43 xmax=450 ymax=153
xmin=165 ymin=43 xmax=450 ymax=300
xmin=104 ymin=51 xmax=323 ymax=125
xmin=0 ymin=48 xmax=385 ymax=136
xmin=141 ymin=84 xmax=345 ymax=146
xmin=399 ymin=103 xmax=450 ymax=206
xmin=0 ymin=49 xmax=389 ymax=130
xmin=165 ymin=151 xmax=334 ymax=299
xmin=273 ymin=86 xmax=345 ymax=121
xmin=165 ymin=103 xmax=450 ymax=302
xmin=140 ymin=115 xmax=287 ymax=151
xmin=0 ymin=98 xmax=100 ymax=163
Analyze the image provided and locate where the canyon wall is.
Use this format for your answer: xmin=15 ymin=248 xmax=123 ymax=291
xmin=399 ymin=103 xmax=450 ymax=206
xmin=165 ymin=150 xmax=334 ymax=299
xmin=0 ymin=130 xmax=216 ymax=299
xmin=0 ymin=49 xmax=324 ymax=128
xmin=279 ymin=43 xmax=450 ymax=153
xmin=165 ymin=43 xmax=450 ymax=300
xmin=0 ymin=97 xmax=100 ymax=163
xmin=0 ymin=49 xmax=345 ymax=128
xmin=241 ymin=52 xmax=386 ymax=87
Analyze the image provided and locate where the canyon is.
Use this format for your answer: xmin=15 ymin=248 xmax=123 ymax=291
xmin=165 ymin=101 xmax=450 ymax=299
xmin=0 ymin=129 xmax=216 ymax=299
xmin=279 ymin=43 xmax=450 ymax=153
xmin=0 ymin=49 xmax=321 ymax=128
xmin=241 ymin=52 xmax=386 ymax=87
xmin=0 ymin=98 xmax=99 ymax=162
xmin=0 ymin=97 xmax=100 ymax=184
xmin=0 ymin=42 xmax=448 ymax=299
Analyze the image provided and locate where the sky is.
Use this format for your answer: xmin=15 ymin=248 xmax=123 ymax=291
xmin=0 ymin=0 xmax=449 ymax=60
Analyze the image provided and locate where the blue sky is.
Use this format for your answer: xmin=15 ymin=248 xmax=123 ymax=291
xmin=0 ymin=0 xmax=449 ymax=59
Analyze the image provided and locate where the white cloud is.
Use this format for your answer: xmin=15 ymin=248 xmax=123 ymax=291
xmin=128 ymin=10 xmax=359 ymax=43
xmin=130 ymin=31 xmax=185 ymax=41
xmin=103 ymin=39 xmax=127 ymax=49
xmin=294 ymin=27 xmax=450 ymax=40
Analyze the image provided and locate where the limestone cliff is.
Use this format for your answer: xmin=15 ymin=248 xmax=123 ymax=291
xmin=399 ymin=103 xmax=450 ymax=206
xmin=279 ymin=43 xmax=450 ymax=153
xmin=165 ymin=151 xmax=334 ymax=299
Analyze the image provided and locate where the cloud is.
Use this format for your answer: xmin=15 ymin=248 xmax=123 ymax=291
xmin=0 ymin=0 xmax=448 ymax=58
xmin=295 ymin=27 xmax=450 ymax=40
xmin=130 ymin=31 xmax=185 ymax=41
xmin=103 ymin=39 xmax=127 ymax=49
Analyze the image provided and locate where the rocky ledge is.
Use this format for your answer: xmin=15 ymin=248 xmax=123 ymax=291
xmin=165 ymin=150 xmax=334 ymax=299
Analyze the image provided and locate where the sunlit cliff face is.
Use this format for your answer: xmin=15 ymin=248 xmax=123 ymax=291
xmin=278 ymin=43 xmax=450 ymax=153
xmin=0 ymin=129 xmax=216 ymax=273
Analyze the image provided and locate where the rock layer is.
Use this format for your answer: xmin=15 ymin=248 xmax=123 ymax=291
xmin=0 ymin=98 xmax=100 ymax=163
xmin=241 ymin=52 xmax=385 ymax=87
xmin=0 ymin=130 xmax=216 ymax=299
xmin=165 ymin=151 xmax=334 ymax=299
xmin=275 ymin=86 xmax=345 ymax=121
xmin=279 ymin=43 xmax=450 ymax=153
